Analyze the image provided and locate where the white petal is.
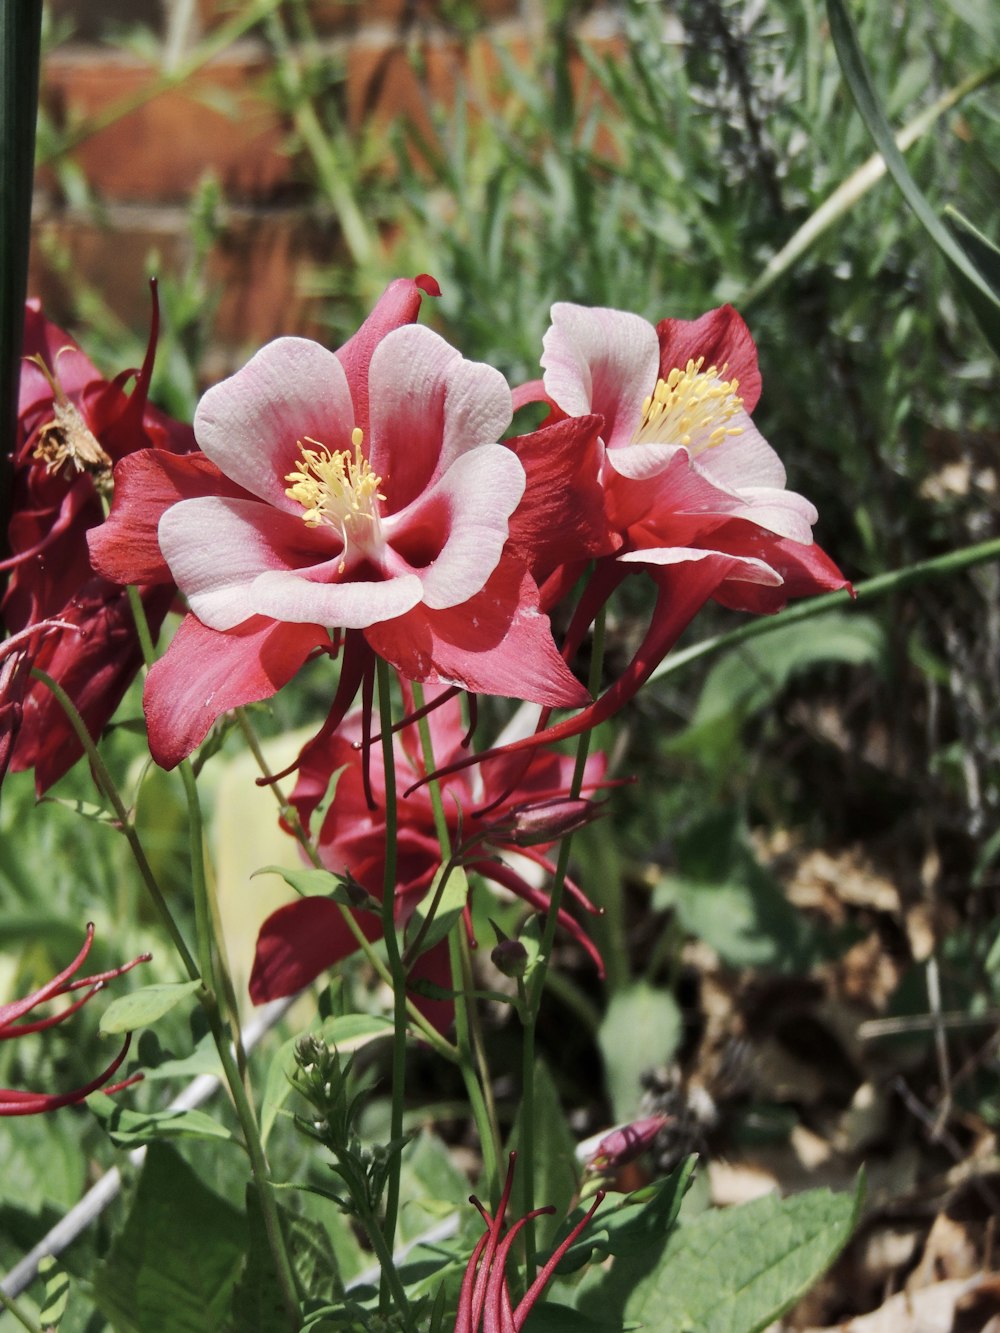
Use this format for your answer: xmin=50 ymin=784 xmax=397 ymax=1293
xmin=194 ymin=337 xmax=356 ymax=510
xmin=541 ymin=303 xmax=659 ymax=451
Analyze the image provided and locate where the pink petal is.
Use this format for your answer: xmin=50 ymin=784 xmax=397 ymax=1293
xmin=388 ymin=445 xmax=525 ymax=610
xmin=367 ymin=325 xmax=512 ymax=512
xmin=541 ymin=303 xmax=659 ymax=452
xmin=618 ymin=544 xmax=784 ymax=587
xmin=194 ymin=337 xmax=356 ymax=510
xmin=159 ymin=496 xmax=331 ymax=630
xmin=656 ymin=305 xmax=762 ymax=413
xmin=335 ymin=275 xmax=439 ymax=433
xmin=144 ymin=613 xmax=327 ymax=769
xmin=89 ymin=450 xmax=249 ymax=587
xmin=688 ymin=415 xmax=787 ymax=490
xmin=365 ymin=555 xmax=588 ymax=708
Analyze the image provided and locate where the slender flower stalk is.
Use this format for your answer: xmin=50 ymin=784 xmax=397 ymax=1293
xmin=375 ymin=657 xmax=410 ymax=1311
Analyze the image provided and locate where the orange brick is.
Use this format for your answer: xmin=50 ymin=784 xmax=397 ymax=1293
xmin=41 ymin=48 xmax=293 ymax=204
xmin=196 ymin=0 xmax=519 ymax=37
xmin=28 ymin=205 xmax=336 ymax=377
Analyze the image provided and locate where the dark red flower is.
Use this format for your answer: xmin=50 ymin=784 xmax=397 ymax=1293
xmin=0 ymin=923 xmax=149 ymax=1116
xmin=1 ymin=291 xmax=194 ymax=791
xmin=249 ymin=688 xmax=608 ymax=1029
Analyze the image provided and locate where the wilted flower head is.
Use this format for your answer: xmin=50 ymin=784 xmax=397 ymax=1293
xmin=455 ymin=1152 xmax=603 ymax=1333
xmin=1 ymin=291 xmax=193 ymax=791
xmin=0 ymin=923 xmax=149 ymax=1115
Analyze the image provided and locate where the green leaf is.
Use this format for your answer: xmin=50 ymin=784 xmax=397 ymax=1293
xmin=229 ymin=1186 xmax=341 ymax=1331
xmin=669 ymin=612 xmax=885 ymax=767
xmin=0 ymin=1114 xmax=87 ymax=1211
xmin=406 ymin=862 xmax=470 ymax=959
xmin=508 ymin=1061 xmax=580 ymax=1250
xmin=38 ymin=1256 xmax=70 ymax=1329
xmin=654 ymin=809 xmax=819 ymax=971
xmin=553 ymin=1157 xmax=697 ymax=1281
xmin=99 ymin=980 xmax=202 ymax=1035
xmin=620 ymin=1180 xmax=862 ymax=1332
xmin=136 ymin=1030 xmax=224 ymax=1082
xmin=826 ymin=0 xmax=1000 ymax=359
xmin=945 ymin=206 xmax=1000 ymax=353
xmin=254 ymin=864 xmax=379 ymax=913
xmin=398 ymin=1129 xmax=473 ymax=1243
xmin=88 ymin=1092 xmax=237 ymax=1148
xmin=597 ymin=983 xmax=682 ymax=1121
xmin=92 ymin=1143 xmax=246 ymax=1333
xmin=522 ymin=1303 xmax=620 ymax=1332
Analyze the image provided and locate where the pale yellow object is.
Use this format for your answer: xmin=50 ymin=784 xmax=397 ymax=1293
xmin=211 ymin=728 xmax=314 ymax=1021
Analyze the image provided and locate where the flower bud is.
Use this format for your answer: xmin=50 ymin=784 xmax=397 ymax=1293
xmin=501 ymin=796 xmax=606 ymax=847
xmin=587 ymin=1114 xmax=670 ymax=1172
xmin=491 ymin=938 xmax=529 ymax=979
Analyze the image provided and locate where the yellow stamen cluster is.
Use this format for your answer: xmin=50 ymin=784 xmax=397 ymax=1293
xmin=285 ymin=427 xmax=385 ymax=571
xmin=632 ymin=357 xmax=744 ymax=455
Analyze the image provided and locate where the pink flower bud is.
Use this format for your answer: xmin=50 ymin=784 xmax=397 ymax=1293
xmin=500 ymin=795 xmax=606 ymax=847
xmin=587 ymin=1114 xmax=670 ymax=1172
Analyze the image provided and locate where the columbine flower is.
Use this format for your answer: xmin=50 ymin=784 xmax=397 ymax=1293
xmin=455 ymin=1152 xmax=603 ymax=1333
xmin=0 ymin=923 xmax=149 ymax=1115
xmin=89 ymin=277 xmax=600 ymax=771
xmin=249 ymin=688 xmax=606 ymax=1028
xmin=1 ymin=291 xmax=193 ymax=791
xmin=422 ymin=302 xmax=851 ymax=782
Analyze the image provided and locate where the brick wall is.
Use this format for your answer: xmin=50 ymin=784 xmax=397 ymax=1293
xmin=31 ymin=0 xmax=626 ymax=375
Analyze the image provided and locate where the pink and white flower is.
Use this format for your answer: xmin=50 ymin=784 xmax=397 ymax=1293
xmin=90 ymin=278 xmax=593 ymax=769
xmin=420 ymin=302 xmax=852 ymax=785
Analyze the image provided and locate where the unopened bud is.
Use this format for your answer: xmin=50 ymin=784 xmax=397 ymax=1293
xmin=587 ymin=1115 xmax=670 ymax=1172
xmin=503 ymin=796 xmax=605 ymax=847
xmin=491 ymin=938 xmax=529 ymax=979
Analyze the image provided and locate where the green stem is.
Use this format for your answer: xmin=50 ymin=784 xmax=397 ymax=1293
xmin=125 ymin=583 xmax=157 ymax=668
xmin=520 ymin=606 xmax=607 ymax=1281
xmin=411 ymin=683 xmax=501 ymax=1201
xmin=233 ymin=708 xmax=460 ymax=1063
xmin=375 ymin=658 xmax=408 ymax=1313
xmin=177 ymin=759 xmax=302 ymax=1330
xmin=30 ymin=669 xmax=198 ymax=981
xmin=0 ymin=1285 xmax=43 ymax=1333
xmin=649 ymin=536 xmax=1000 ymax=686
xmin=356 ymin=1195 xmax=413 ymax=1326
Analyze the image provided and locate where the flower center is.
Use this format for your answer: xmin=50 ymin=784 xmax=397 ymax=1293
xmin=285 ymin=427 xmax=385 ymax=571
xmin=631 ymin=357 xmax=744 ymax=455
xmin=26 ymin=354 xmax=113 ymax=489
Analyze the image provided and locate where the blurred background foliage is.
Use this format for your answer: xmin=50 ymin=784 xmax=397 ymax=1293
xmin=4 ymin=0 xmax=1000 ymax=1323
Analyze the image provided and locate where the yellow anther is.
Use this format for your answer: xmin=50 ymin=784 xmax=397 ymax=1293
xmin=285 ymin=431 xmax=385 ymax=570
xmin=631 ymin=358 xmax=744 ymax=455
